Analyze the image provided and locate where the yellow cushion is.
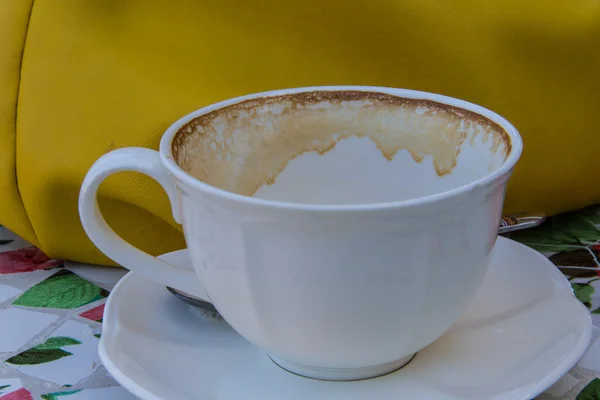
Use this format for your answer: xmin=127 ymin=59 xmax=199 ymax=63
xmin=1 ymin=0 xmax=599 ymax=265
xmin=0 ymin=0 xmax=38 ymax=248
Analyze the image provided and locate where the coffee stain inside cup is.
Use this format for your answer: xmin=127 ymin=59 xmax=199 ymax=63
xmin=172 ymin=91 xmax=511 ymax=196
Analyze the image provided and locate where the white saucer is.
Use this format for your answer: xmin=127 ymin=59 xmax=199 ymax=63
xmin=99 ymin=237 xmax=591 ymax=400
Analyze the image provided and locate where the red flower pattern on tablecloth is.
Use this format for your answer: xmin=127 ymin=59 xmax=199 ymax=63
xmin=0 ymin=247 xmax=62 ymax=274
xmin=0 ymin=388 xmax=33 ymax=400
xmin=79 ymin=304 xmax=105 ymax=322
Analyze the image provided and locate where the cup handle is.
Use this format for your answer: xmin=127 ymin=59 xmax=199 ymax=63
xmin=79 ymin=147 xmax=203 ymax=296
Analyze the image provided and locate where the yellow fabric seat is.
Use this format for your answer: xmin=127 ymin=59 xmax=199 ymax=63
xmin=1 ymin=0 xmax=599 ymax=266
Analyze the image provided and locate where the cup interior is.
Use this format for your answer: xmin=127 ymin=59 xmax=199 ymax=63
xmin=172 ymin=91 xmax=512 ymax=205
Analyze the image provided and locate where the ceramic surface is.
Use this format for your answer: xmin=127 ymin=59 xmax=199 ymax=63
xmin=100 ymin=237 xmax=591 ymax=400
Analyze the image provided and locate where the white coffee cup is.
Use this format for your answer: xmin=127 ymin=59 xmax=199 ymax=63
xmin=79 ymin=87 xmax=522 ymax=381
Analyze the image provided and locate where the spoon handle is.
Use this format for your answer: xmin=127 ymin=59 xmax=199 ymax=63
xmin=499 ymin=213 xmax=546 ymax=234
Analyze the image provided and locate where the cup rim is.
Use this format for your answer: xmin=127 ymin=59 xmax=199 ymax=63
xmin=160 ymin=86 xmax=523 ymax=212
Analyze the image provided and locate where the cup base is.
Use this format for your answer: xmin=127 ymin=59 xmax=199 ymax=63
xmin=269 ymin=354 xmax=416 ymax=381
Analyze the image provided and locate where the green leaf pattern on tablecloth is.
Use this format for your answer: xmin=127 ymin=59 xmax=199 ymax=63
xmin=0 ymin=239 xmax=14 ymax=245
xmin=12 ymin=269 xmax=108 ymax=309
xmin=41 ymin=390 xmax=81 ymax=400
xmin=0 ymin=384 xmax=10 ymax=394
xmin=6 ymin=336 xmax=81 ymax=366
xmin=576 ymin=378 xmax=600 ymax=399
xmin=508 ymin=212 xmax=600 ymax=252
xmin=571 ymin=280 xmax=598 ymax=309
xmin=6 ymin=348 xmax=73 ymax=366
xmin=33 ymin=336 xmax=81 ymax=350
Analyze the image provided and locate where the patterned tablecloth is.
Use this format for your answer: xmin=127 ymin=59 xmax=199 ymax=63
xmin=2 ymin=207 xmax=600 ymax=400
